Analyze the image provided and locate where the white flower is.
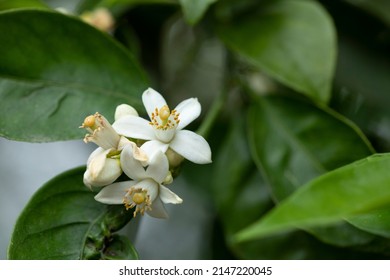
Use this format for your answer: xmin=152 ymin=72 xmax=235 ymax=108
xmin=81 ymin=105 xmax=147 ymax=188
xmin=113 ymin=88 xmax=212 ymax=164
xmin=81 ymin=112 xmax=121 ymax=150
xmin=94 ymin=144 xmax=183 ymax=218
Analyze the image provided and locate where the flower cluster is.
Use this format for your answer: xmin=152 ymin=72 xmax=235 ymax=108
xmin=80 ymin=88 xmax=212 ymax=218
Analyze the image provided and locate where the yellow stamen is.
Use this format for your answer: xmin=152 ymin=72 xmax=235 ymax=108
xmin=132 ymin=192 xmax=146 ymax=204
xmin=159 ymin=105 xmax=170 ymax=121
xmin=123 ymin=188 xmax=152 ymax=217
xmin=83 ymin=115 xmax=96 ymax=128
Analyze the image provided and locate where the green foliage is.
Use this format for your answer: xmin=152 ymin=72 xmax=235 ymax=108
xmin=248 ymin=95 xmax=374 ymax=200
xmin=217 ymin=0 xmax=336 ymax=103
xmin=235 ymin=154 xmax=390 ymax=242
xmin=178 ymin=0 xmax=217 ymax=25
xmin=0 ymin=0 xmax=48 ymax=11
xmin=8 ymin=167 xmax=138 ymax=260
xmin=0 ymin=9 xmax=147 ymax=142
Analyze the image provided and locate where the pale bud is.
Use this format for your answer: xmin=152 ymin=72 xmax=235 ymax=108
xmin=165 ymin=148 xmax=184 ymax=168
xmin=115 ymin=104 xmax=138 ymax=121
xmin=81 ymin=7 xmax=115 ymax=32
xmin=84 ymin=148 xmax=122 ymax=189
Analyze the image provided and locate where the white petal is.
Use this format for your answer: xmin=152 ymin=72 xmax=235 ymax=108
xmin=113 ymin=116 xmax=155 ymax=140
xmin=170 ymin=130 xmax=212 ymax=164
xmin=142 ymin=88 xmax=167 ymax=119
xmin=147 ymin=197 xmax=169 ymax=219
xmin=175 ymin=98 xmax=201 ymax=130
xmin=154 ymin=127 xmax=176 ymax=143
xmin=86 ymin=147 xmax=104 ymax=165
xmin=159 ymin=185 xmax=183 ymax=204
xmin=120 ymin=144 xmax=146 ymax=180
xmin=94 ymin=181 xmax=134 ymax=204
xmin=146 ymin=151 xmax=169 ymax=183
xmin=84 ymin=148 xmax=122 ymax=188
xmin=141 ymin=140 xmax=169 ymax=159
xmin=115 ymin=104 xmax=138 ymax=121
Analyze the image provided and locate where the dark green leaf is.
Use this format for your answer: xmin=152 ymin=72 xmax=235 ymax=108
xmin=76 ymin=0 xmax=176 ymax=14
xmin=0 ymin=9 xmax=148 ymax=142
xmin=212 ymin=116 xmax=273 ymax=235
xmin=345 ymin=0 xmax=390 ymax=26
xmin=102 ymin=235 xmax=139 ymax=260
xmin=217 ymin=0 xmax=336 ymax=103
xmin=211 ymin=115 xmax=380 ymax=259
xmin=233 ymin=230 xmax=383 ymax=260
xmin=160 ymin=17 xmax=225 ymax=114
xmin=248 ymin=95 xmax=374 ymax=200
xmin=246 ymin=95 xmax=377 ymax=246
xmin=178 ymin=0 xmax=217 ymax=25
xmin=235 ymin=153 xmax=390 ymax=242
xmin=331 ymin=37 xmax=390 ymax=151
xmin=8 ymin=167 xmax=137 ymax=260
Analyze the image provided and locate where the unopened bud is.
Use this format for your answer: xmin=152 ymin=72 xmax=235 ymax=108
xmin=165 ymin=148 xmax=184 ymax=168
xmin=115 ymin=104 xmax=138 ymax=121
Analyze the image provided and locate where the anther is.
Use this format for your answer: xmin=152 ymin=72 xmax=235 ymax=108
xmin=132 ymin=192 xmax=145 ymax=204
xmin=83 ymin=115 xmax=96 ymax=128
xmin=159 ymin=105 xmax=170 ymax=121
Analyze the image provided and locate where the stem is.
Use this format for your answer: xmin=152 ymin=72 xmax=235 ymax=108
xmin=197 ymin=89 xmax=228 ymax=139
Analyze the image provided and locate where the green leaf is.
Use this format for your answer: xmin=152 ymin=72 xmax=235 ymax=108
xmin=217 ymin=0 xmax=336 ymax=103
xmin=248 ymin=95 xmax=374 ymax=200
xmin=246 ymin=95 xmax=377 ymax=246
xmin=102 ymin=235 xmax=139 ymax=260
xmin=347 ymin=206 xmax=390 ymax=238
xmin=160 ymin=17 xmax=225 ymax=115
xmin=212 ymin=116 xmax=274 ymax=235
xmin=8 ymin=167 xmax=137 ymax=260
xmin=0 ymin=9 xmax=148 ymax=142
xmin=211 ymin=115 xmax=380 ymax=259
xmin=235 ymin=153 xmax=390 ymax=242
xmin=178 ymin=0 xmax=217 ymax=25
xmin=0 ymin=0 xmax=47 ymax=10
xmin=76 ymin=0 xmax=176 ymax=14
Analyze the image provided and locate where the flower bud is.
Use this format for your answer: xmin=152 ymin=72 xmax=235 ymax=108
xmin=84 ymin=148 xmax=122 ymax=189
xmin=165 ymin=148 xmax=184 ymax=168
xmin=81 ymin=7 xmax=115 ymax=32
xmin=115 ymin=104 xmax=138 ymax=121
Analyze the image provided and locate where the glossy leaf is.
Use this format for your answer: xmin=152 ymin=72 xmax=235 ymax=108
xmin=211 ymin=115 xmax=379 ymax=259
xmin=248 ymin=95 xmax=374 ymax=201
xmin=0 ymin=0 xmax=47 ymax=10
xmin=235 ymin=153 xmax=390 ymax=242
xmin=217 ymin=0 xmax=336 ymax=103
xmin=178 ymin=0 xmax=217 ymax=25
xmin=246 ymin=95 xmax=378 ymax=246
xmin=8 ymin=167 xmax=137 ymax=260
xmin=211 ymin=116 xmax=274 ymax=235
xmin=160 ymin=17 xmax=225 ymax=113
xmin=347 ymin=206 xmax=390 ymax=238
xmin=0 ymin=9 xmax=148 ymax=142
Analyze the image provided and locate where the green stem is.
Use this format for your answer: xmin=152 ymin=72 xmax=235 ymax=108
xmin=197 ymin=89 xmax=228 ymax=139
